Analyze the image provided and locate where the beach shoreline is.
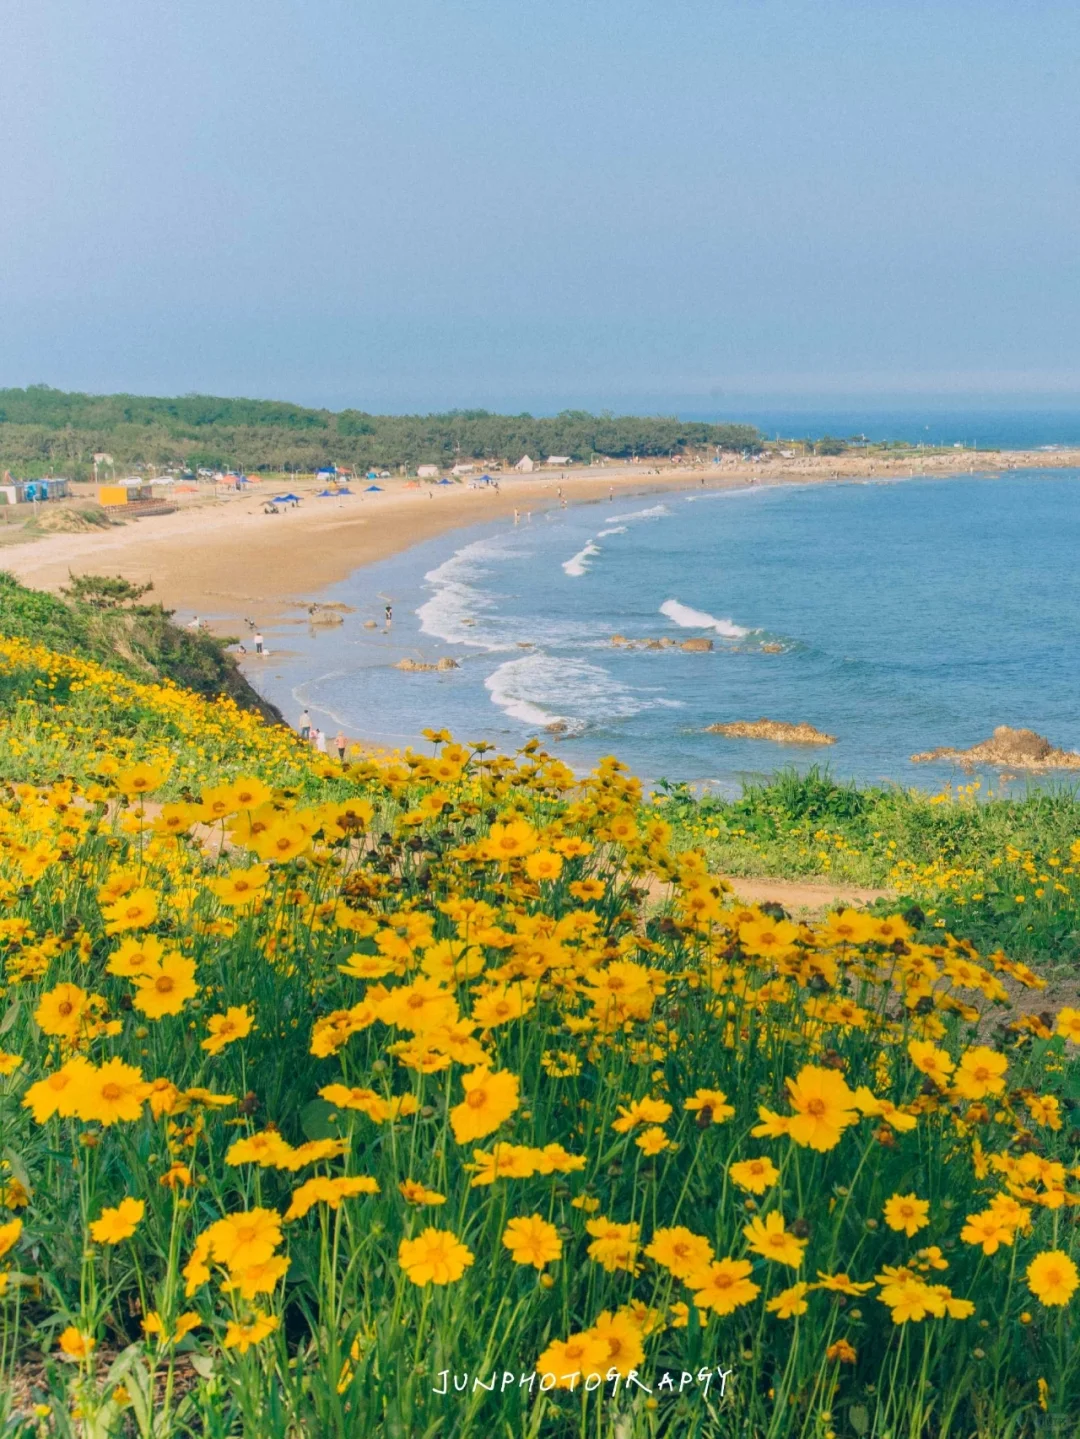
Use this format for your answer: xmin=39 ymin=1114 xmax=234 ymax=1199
xmin=2 ymin=448 xmax=1079 ymax=637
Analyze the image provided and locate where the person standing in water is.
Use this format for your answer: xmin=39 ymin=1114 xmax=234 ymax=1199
xmin=384 ymin=602 xmax=393 ymax=627
xmin=254 ymin=631 xmax=264 ymax=655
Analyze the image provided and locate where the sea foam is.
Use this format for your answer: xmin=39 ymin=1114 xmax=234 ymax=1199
xmin=660 ymin=597 xmax=749 ymax=639
xmin=562 ymin=541 xmax=601 ymax=577
xmin=605 ymin=503 xmax=670 ymax=523
xmin=485 ymin=653 xmax=677 ymax=732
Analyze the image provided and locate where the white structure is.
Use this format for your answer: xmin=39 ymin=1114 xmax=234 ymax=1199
xmin=417 ymin=464 xmax=439 ymax=479
xmin=451 ymin=463 xmax=476 ymax=475
xmin=546 ymin=456 xmax=572 ymax=466
xmin=513 ymin=455 xmax=535 ymax=473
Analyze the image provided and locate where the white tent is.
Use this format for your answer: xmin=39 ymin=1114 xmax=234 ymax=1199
xmin=417 ymin=464 xmax=439 ymax=478
xmin=546 ymin=456 xmax=572 ymax=466
xmin=514 ymin=455 xmax=535 ymax=473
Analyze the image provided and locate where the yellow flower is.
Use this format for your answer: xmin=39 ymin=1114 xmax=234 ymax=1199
xmin=524 ymin=849 xmax=563 ymax=883
xmin=502 ymin=1214 xmax=562 ymax=1269
xmin=883 ymin=1193 xmax=930 ymax=1238
xmin=203 ymin=1208 xmax=283 ymax=1271
xmin=689 ymin=1258 xmax=760 ymax=1315
xmin=743 ymin=1211 xmax=806 ymax=1268
xmin=58 ymin=1326 xmax=96 ymax=1360
xmin=635 ymin=1126 xmax=670 ymax=1155
xmin=223 ymin=1254 xmax=291 ymax=1300
xmin=223 ymin=1310 xmax=279 ymax=1353
xmin=585 ymin=1217 xmax=641 ymax=1274
xmin=106 ymin=935 xmax=167 ymax=978
xmin=116 ymin=762 xmax=168 ymax=797
xmin=132 ymin=953 xmax=199 ymax=1019
xmin=611 ymin=1096 xmax=672 ymax=1134
xmin=1026 ymin=1249 xmax=1079 ymax=1307
xmin=784 ymin=1066 xmax=859 ymax=1151
xmin=34 ymin=983 xmax=90 ymax=1041
xmin=283 ymin=1175 xmax=379 ymax=1220
xmin=644 ymin=1225 xmax=714 ymax=1280
xmin=729 ymin=1156 xmax=780 ymax=1195
xmin=1056 ymin=1007 xmax=1080 ymax=1044
xmin=71 ymin=1058 xmax=149 ymax=1127
xmin=398 ymin=1227 xmax=475 ymax=1285
xmin=89 ymin=1197 xmax=145 ymax=1244
xmin=767 ymin=1281 xmax=810 ymax=1318
xmin=0 ymin=1218 xmax=22 ymax=1258
xmin=449 ymin=1068 xmax=520 ymax=1144
xmin=952 ymin=1046 xmax=1008 ymax=1100
xmin=960 ymin=1209 xmax=1014 ymax=1256
xmin=22 ymin=1058 xmax=95 ymax=1124
xmin=0 ymin=1051 xmax=22 ymax=1077
xmin=826 ymin=1339 xmax=857 ymax=1363
xmin=102 ymin=887 xmax=159 ymax=934
xmin=587 ymin=1309 xmax=645 ymax=1377
xmin=201 ymin=1006 xmax=254 ymax=1054
xmin=398 ymin=1180 xmax=446 ymax=1206
xmin=535 ymin=1331 xmax=610 ymax=1387
xmin=683 ymin=1088 xmax=735 ymax=1124
xmin=907 ymin=1039 xmax=955 ymax=1088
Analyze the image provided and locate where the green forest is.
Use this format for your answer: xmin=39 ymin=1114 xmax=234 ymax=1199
xmin=0 ymin=386 xmax=761 ymax=477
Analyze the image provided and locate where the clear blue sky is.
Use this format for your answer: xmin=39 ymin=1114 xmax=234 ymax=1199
xmin=3 ymin=0 xmax=1079 ymax=413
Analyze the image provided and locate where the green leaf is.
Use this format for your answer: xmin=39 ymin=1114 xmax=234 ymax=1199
xmin=849 ymin=1403 xmax=870 ymax=1435
xmin=300 ymin=1096 xmax=345 ymax=1142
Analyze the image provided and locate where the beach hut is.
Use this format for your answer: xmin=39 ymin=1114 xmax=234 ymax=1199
xmin=417 ymin=464 xmax=439 ymax=479
xmin=514 ymin=455 xmax=535 ymax=473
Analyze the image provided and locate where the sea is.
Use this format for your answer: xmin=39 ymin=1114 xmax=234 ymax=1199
xmin=246 ymin=465 xmax=1080 ymax=797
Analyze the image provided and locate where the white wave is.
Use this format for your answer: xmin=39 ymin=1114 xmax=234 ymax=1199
xmin=485 ymin=653 xmax=675 ymax=731
xmin=605 ymin=503 xmax=670 ymax=522
xmin=660 ymin=597 xmax=749 ymax=639
xmin=596 ymin=525 xmax=627 ymax=537
xmin=562 ymin=541 xmax=601 ymax=577
xmin=415 ymin=535 xmax=524 ymax=649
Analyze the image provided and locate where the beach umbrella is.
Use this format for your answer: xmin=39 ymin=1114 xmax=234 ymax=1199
xmin=272 ymin=493 xmax=302 ymax=503
xmin=365 ymin=484 xmax=383 ymax=492
xmin=315 ymin=489 xmax=338 ymax=497
xmin=436 ymin=478 xmax=452 ymax=485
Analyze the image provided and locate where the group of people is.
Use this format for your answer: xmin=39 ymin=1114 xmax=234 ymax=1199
xmin=298 ymin=710 xmax=347 ymax=760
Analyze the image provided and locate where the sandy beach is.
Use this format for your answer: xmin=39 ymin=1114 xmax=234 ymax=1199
xmin=3 ymin=447 xmax=1079 ymax=633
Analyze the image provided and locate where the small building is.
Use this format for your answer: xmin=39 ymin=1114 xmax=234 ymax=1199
xmin=545 ymin=456 xmax=572 ymax=466
xmin=451 ymin=463 xmax=476 ymax=476
xmin=513 ymin=455 xmax=535 ymax=473
xmin=417 ymin=464 xmax=440 ymax=479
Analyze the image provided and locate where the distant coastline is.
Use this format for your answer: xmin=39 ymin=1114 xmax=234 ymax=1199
xmin=1 ymin=449 xmax=1079 ymax=639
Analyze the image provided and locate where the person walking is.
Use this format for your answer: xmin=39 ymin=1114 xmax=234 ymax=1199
xmin=299 ymin=709 xmax=311 ymax=740
xmin=335 ymin=729 xmax=346 ymax=761
xmin=254 ymin=631 xmax=264 ymax=655
xmin=384 ymin=602 xmax=393 ymax=627
xmin=312 ymin=727 xmax=327 ymax=754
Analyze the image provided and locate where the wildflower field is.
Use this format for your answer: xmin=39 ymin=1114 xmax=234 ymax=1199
xmin=1 ymin=636 xmax=1080 ymax=1438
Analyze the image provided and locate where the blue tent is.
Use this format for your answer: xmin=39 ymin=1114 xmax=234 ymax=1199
xmin=436 ymin=477 xmax=453 ymax=485
xmin=364 ymin=484 xmax=383 ymax=492
xmin=272 ymin=493 xmax=301 ymax=503
xmin=315 ymin=466 xmax=337 ymax=478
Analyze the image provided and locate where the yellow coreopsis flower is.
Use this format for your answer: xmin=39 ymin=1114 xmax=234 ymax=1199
xmin=201 ymin=1006 xmax=254 ymax=1054
xmin=132 ymin=954 xmax=198 ymax=1019
xmin=398 ymin=1227 xmax=474 ymax=1286
xmin=1026 ymin=1250 xmax=1079 ymax=1307
xmin=89 ymin=1198 xmax=144 ymax=1245
xmin=743 ymin=1211 xmax=806 ymax=1268
xmin=502 ymin=1214 xmax=562 ymax=1269
xmin=644 ymin=1225 xmax=714 ymax=1280
xmin=784 ymin=1065 xmax=859 ymax=1151
xmin=449 ymin=1067 xmax=520 ymax=1144
xmin=689 ymin=1258 xmax=760 ymax=1315
xmin=883 ymin=1193 xmax=931 ymax=1238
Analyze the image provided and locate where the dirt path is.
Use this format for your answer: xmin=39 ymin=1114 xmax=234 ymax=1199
xmin=718 ymin=873 xmax=891 ymax=915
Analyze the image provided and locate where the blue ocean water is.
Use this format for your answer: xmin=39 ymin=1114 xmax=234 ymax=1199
xmin=249 ymin=470 xmax=1080 ymax=793
xmin=692 ymin=408 xmax=1080 ymax=450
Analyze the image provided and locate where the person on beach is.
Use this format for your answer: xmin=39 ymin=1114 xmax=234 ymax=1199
xmin=254 ymin=631 xmax=264 ymax=655
xmin=384 ymin=602 xmax=393 ymax=627
xmin=513 ymin=509 xmax=519 ymax=524
xmin=299 ymin=709 xmax=311 ymax=740
xmin=335 ymin=730 xmax=346 ymax=761
xmin=314 ymin=728 xmax=327 ymax=754
xmin=189 ymin=615 xmax=200 ymax=631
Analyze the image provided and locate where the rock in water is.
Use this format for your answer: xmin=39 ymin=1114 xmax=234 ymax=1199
xmin=911 ymin=725 xmax=1080 ymax=770
xmin=680 ymin=637 xmax=714 ymax=652
xmin=705 ymin=718 xmax=837 ymax=745
xmin=435 ymin=657 xmax=459 ymax=670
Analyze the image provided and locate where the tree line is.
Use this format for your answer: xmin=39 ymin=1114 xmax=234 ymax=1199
xmin=0 ymin=387 xmax=762 ymax=477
